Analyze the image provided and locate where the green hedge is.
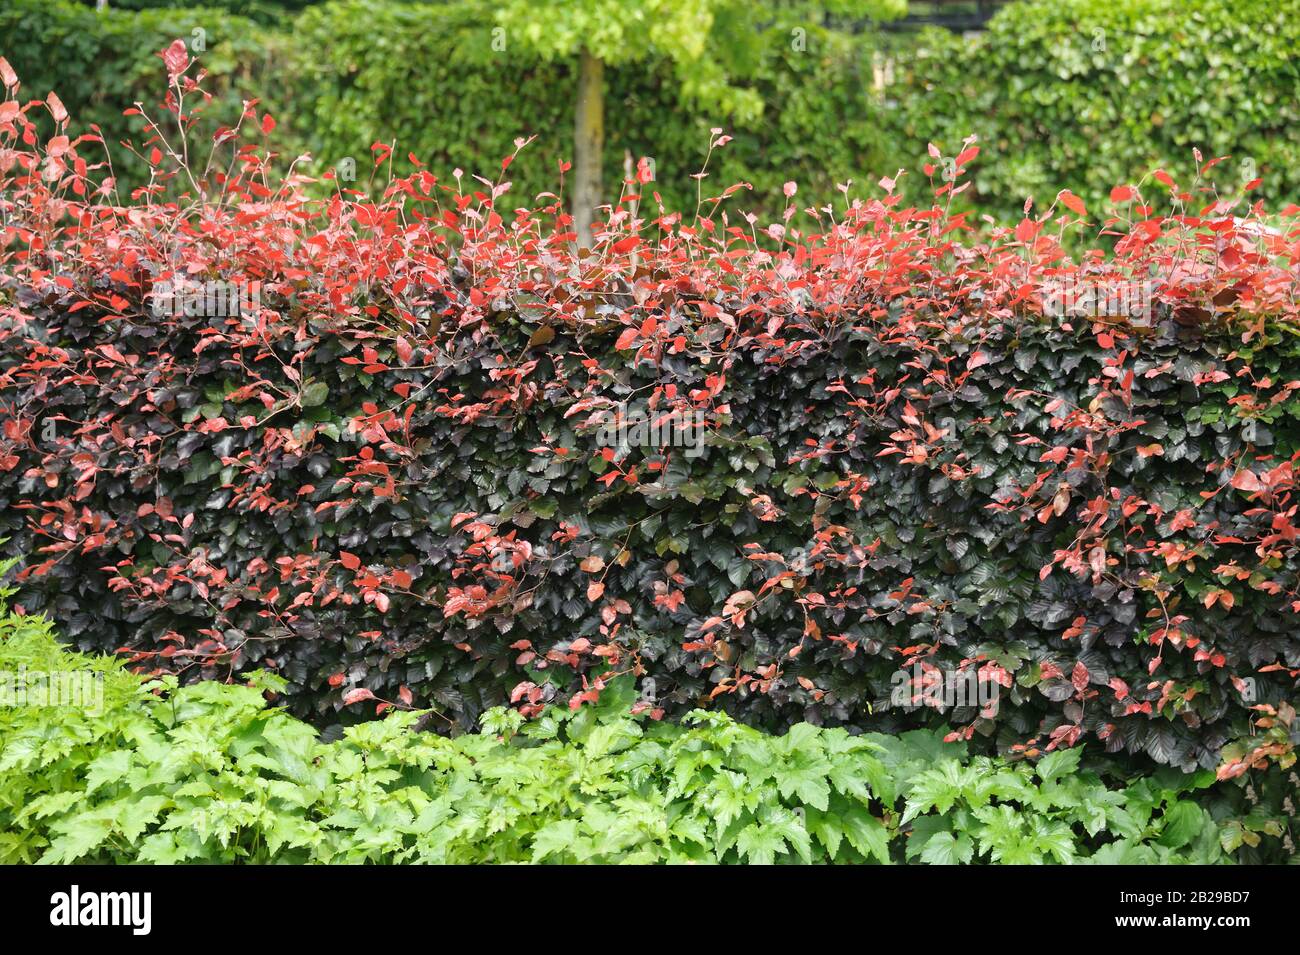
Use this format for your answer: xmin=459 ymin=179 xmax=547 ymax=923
xmin=279 ymin=0 xmax=894 ymax=217
xmin=0 ymin=0 xmax=283 ymax=189
xmin=7 ymin=0 xmax=1300 ymax=221
xmin=77 ymin=0 xmax=319 ymax=24
xmin=882 ymin=0 xmax=1300 ymax=223
xmin=274 ymin=0 xmax=1300 ymax=221
xmin=0 ymin=595 xmax=1269 ymax=863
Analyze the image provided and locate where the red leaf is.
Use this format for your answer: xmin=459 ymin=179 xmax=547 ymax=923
xmin=46 ymin=92 xmax=67 ymax=125
xmin=1057 ymin=190 xmax=1087 ymax=216
xmin=1230 ymin=470 xmax=1264 ymax=494
xmin=160 ymin=40 xmax=189 ymax=77
xmin=1071 ymin=662 xmax=1088 ymax=692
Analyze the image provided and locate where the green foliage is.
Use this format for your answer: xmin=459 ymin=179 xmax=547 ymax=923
xmin=879 ymin=0 xmax=1300 ymax=222
xmin=73 ymin=0 xmax=320 ymax=25
xmin=0 ymin=604 xmax=1276 ymax=863
xmin=493 ymin=0 xmax=904 ymax=120
xmin=0 ymin=0 xmax=285 ymax=189
xmin=277 ymin=0 xmax=1300 ymax=221
xmin=884 ymin=734 xmax=1224 ymax=863
xmin=0 ymin=616 xmax=896 ymax=863
xmin=13 ymin=0 xmax=1300 ymax=221
xmin=4 ymin=0 xmax=903 ymax=210
xmin=280 ymin=0 xmax=900 ymax=216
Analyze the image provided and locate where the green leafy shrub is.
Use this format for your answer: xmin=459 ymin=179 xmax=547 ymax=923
xmin=0 ymin=600 xmax=1261 ymax=863
xmin=0 ymin=0 xmax=286 ymax=189
xmin=85 ymin=0 xmax=320 ymax=23
xmin=11 ymin=0 xmax=1300 ymax=224
xmin=886 ymin=733 xmax=1225 ymax=863
xmin=0 ymin=604 xmax=899 ymax=863
xmin=3 ymin=0 xmax=897 ymax=212
xmin=267 ymin=0 xmax=1300 ymax=222
xmin=279 ymin=0 xmax=897 ymax=217
xmin=880 ymin=0 xmax=1300 ymax=222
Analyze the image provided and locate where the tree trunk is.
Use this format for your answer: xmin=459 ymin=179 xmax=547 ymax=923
xmin=572 ymin=48 xmax=604 ymax=250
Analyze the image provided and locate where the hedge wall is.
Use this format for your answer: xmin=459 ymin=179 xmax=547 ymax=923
xmin=2 ymin=54 xmax=1299 ymax=784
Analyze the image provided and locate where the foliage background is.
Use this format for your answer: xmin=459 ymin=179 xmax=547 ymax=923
xmin=5 ymin=0 xmax=1299 ymax=222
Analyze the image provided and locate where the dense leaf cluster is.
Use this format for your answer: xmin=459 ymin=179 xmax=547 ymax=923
xmin=888 ymin=0 xmax=1300 ymax=226
xmin=1 ymin=51 xmax=1299 ymax=784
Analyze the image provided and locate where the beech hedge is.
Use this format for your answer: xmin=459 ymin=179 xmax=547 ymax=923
xmin=1 ymin=53 xmax=1299 ymax=781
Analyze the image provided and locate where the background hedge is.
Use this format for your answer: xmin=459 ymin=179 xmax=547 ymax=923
xmin=278 ymin=0 xmax=896 ymax=218
xmin=884 ymin=0 xmax=1300 ymax=224
xmin=5 ymin=0 xmax=1299 ymax=222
